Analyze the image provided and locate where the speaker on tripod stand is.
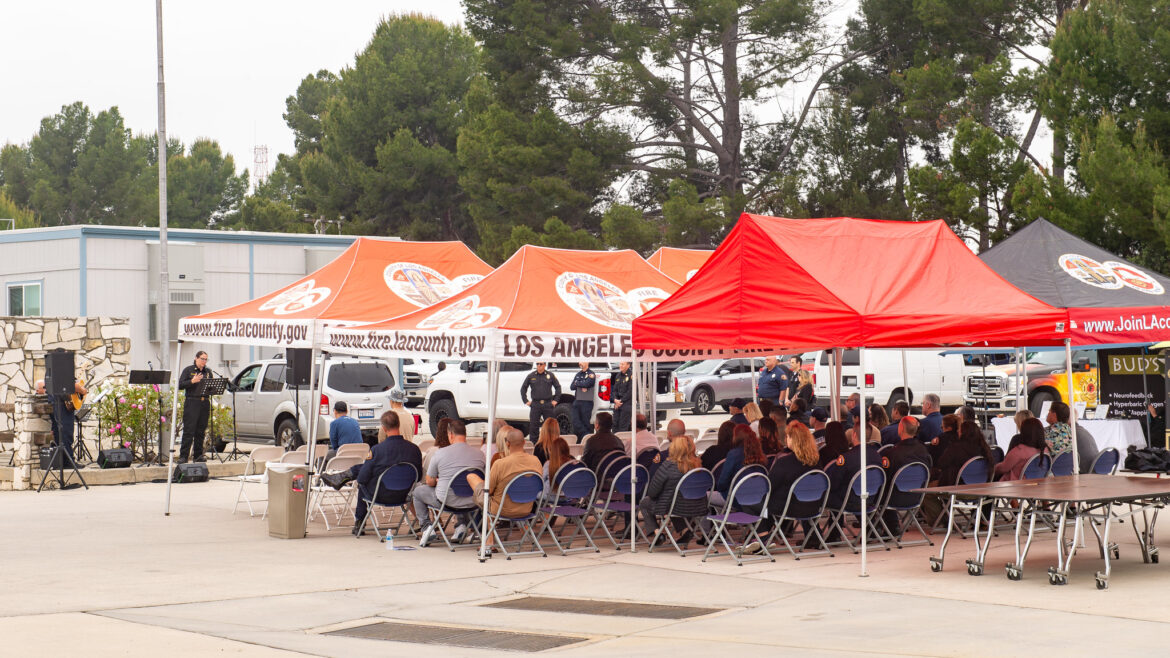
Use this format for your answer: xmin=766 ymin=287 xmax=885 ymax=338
xmin=39 ymin=349 xmax=87 ymax=492
xmin=284 ymin=349 xmax=311 ymax=450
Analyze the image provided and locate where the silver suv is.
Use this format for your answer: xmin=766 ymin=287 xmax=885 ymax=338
xmin=224 ymin=356 xmax=398 ymax=446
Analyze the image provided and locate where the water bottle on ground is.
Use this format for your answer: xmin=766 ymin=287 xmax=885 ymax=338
xmin=385 ymin=530 xmax=394 ymax=550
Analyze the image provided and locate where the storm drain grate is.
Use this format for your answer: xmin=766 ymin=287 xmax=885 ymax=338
xmin=326 ymin=621 xmax=585 ymax=652
xmin=482 ymin=595 xmax=721 ymax=619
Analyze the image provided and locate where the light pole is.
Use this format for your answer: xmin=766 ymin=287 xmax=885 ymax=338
xmin=155 ymin=0 xmax=171 ymax=370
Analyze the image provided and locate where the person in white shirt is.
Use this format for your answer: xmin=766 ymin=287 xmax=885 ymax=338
xmin=626 ymin=413 xmax=661 ymax=455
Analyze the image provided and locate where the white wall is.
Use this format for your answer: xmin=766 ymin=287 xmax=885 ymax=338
xmin=0 ymin=238 xmax=81 ymax=316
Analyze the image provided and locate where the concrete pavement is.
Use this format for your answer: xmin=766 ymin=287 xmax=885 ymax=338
xmin=3 ymin=469 xmax=1169 ymax=657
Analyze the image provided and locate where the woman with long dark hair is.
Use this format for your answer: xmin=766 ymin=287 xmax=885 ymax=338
xmin=818 ymin=421 xmax=849 ymax=468
xmin=701 ymin=420 xmax=735 ymax=470
xmin=995 ymin=418 xmax=1047 ymax=481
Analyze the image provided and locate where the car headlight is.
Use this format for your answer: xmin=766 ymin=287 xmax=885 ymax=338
xmin=1005 ymin=377 xmax=1016 ymax=394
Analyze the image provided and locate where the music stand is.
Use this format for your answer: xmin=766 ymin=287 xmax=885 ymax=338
xmin=224 ymin=380 xmax=246 ymax=462
xmin=129 ymin=370 xmax=170 ymax=466
xmin=74 ymin=404 xmax=95 ymax=463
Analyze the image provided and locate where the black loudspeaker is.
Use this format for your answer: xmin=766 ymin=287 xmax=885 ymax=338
xmin=45 ymin=349 xmax=75 ymax=396
xmin=97 ymin=448 xmax=133 ymax=469
xmin=172 ymin=462 xmax=209 ymax=483
xmin=285 ymin=348 xmax=312 ymax=386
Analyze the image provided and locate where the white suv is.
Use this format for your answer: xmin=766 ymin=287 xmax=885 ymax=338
xmin=224 ymin=356 xmax=399 ymax=446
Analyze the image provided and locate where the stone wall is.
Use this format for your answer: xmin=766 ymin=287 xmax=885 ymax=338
xmin=10 ymin=395 xmax=54 ymax=491
xmin=0 ymin=317 xmax=131 ymax=425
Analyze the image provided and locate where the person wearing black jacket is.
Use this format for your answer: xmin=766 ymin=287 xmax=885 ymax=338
xmin=325 ymin=411 xmax=422 ymax=537
xmin=610 ymin=362 xmax=633 ymax=433
xmin=521 ymin=362 xmax=561 ymax=443
xmin=570 ymin=362 xmax=596 ymax=443
xmin=177 ymin=351 xmax=213 ymax=463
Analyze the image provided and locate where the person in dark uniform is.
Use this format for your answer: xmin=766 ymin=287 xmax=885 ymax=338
xmin=756 ymin=356 xmax=790 ymax=405
xmin=570 ymin=361 xmax=596 ymax=443
xmin=521 ymin=362 xmax=561 ymax=443
xmin=611 ymin=361 xmax=633 ymax=434
xmin=178 ymin=351 xmax=213 ymax=463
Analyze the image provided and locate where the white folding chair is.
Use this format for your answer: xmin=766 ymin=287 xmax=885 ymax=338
xmin=336 ymin=443 xmax=370 ymax=459
xmin=233 ymin=446 xmax=284 ymax=517
xmin=309 ymin=455 xmax=364 ymax=530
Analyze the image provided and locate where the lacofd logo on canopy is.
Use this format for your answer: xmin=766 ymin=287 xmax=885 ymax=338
xmin=384 ymin=262 xmax=483 ymax=307
xmin=555 ymin=272 xmax=669 ymax=330
xmin=1059 ymin=254 xmax=1164 ymax=295
xmin=416 ymin=295 xmax=501 ymax=330
xmin=259 ymin=279 xmax=331 ymax=315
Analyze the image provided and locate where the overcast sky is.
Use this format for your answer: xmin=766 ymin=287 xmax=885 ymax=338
xmin=1 ymin=1 xmax=465 ymax=177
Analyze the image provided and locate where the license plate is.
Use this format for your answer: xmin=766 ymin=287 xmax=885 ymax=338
xmin=357 ymin=409 xmax=375 ymax=419
xmin=843 ymin=376 xmax=857 ymax=387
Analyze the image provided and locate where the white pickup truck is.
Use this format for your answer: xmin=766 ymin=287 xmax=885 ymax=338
xmin=223 ymin=356 xmax=400 ymax=446
xmin=424 ymin=361 xmax=617 ymax=437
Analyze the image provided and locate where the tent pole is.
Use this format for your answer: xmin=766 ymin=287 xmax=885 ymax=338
xmin=1064 ymin=339 xmax=1079 ymax=470
xmin=750 ymin=358 xmax=758 ymax=405
xmin=833 ymin=348 xmax=844 ymax=422
xmin=479 ymin=358 xmax=499 ymax=562
xmin=163 ymin=340 xmax=184 ymax=516
xmin=1021 ymin=347 xmax=1029 ymax=415
xmin=303 ymin=347 xmax=324 ymax=532
xmin=631 ymin=356 xmax=639 ymax=553
xmin=1141 ymin=346 xmax=1151 ymax=441
xmin=900 ymin=349 xmax=909 ymax=410
xmin=858 ymin=346 xmax=868 ymax=577
xmin=828 ymin=349 xmax=837 ymax=421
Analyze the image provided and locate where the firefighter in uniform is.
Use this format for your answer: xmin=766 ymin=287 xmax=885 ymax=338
xmin=521 ymin=362 xmax=562 ymax=443
xmin=611 ymin=361 xmax=633 ymax=433
xmin=570 ymin=362 xmax=596 ymax=443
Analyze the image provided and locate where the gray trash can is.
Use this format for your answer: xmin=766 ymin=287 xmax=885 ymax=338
xmin=266 ymin=463 xmax=308 ymax=539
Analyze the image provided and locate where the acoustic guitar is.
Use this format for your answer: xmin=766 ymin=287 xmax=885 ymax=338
xmin=64 ymin=364 xmax=93 ymax=412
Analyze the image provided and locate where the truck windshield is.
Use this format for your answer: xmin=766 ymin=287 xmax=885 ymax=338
xmin=675 ymin=360 xmax=721 ymax=375
xmin=1025 ymin=351 xmax=1094 ymax=366
xmin=327 ymin=363 xmax=395 ymax=393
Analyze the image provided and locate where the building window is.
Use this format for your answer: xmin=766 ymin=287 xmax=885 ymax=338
xmin=8 ymin=282 xmax=41 ymax=316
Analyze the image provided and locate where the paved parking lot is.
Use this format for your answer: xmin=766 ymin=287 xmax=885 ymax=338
xmin=3 ymin=460 xmax=1170 ymax=657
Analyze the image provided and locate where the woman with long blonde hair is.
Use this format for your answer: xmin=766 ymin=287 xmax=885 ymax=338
xmin=639 ymin=435 xmax=706 ymax=546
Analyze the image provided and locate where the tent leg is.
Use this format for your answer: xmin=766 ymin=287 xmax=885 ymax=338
xmin=163 ymin=340 xmax=184 ymax=516
xmin=1064 ymin=339 xmax=1078 ymax=469
xmin=479 ymin=359 xmax=500 ymax=562
xmin=901 ymin=349 xmax=909 ymax=410
xmin=859 ymin=346 xmax=868 ymax=578
xmin=631 ymin=357 xmax=639 ymax=553
xmin=750 ymin=358 xmax=758 ymax=405
xmin=303 ymin=348 xmax=324 ymax=533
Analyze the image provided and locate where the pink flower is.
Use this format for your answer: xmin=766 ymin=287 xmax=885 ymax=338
xmin=108 ymin=428 xmax=115 ymax=434
xmin=118 ymin=397 xmax=126 ymax=404
xmin=160 ymin=416 xmax=167 ymax=423
xmin=115 ymin=423 xmax=122 ymax=430
xmin=152 ymin=384 xmax=160 ymax=392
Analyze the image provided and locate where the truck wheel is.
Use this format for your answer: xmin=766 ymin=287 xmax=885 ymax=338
xmin=1030 ymin=391 xmax=1056 ymax=417
xmin=275 ymin=417 xmax=300 ymax=449
xmin=428 ymin=399 xmax=461 ymax=437
xmin=692 ymin=387 xmax=713 ymax=415
xmin=553 ymin=403 xmax=573 ymax=437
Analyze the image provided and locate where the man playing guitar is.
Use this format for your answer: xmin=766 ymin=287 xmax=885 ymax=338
xmin=40 ymin=376 xmax=87 ymax=469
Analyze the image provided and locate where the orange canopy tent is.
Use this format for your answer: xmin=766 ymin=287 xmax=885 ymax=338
xmin=177 ymin=238 xmax=492 ymax=348
xmin=326 ymin=245 xmax=679 ymax=361
xmin=646 ymin=247 xmax=713 ymax=284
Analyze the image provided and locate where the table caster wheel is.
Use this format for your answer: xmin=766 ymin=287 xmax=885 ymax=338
xmin=930 ymin=559 xmax=942 ymax=572
xmin=1096 ymin=577 xmax=1108 ymax=590
xmin=1151 ymin=550 xmax=1159 ymax=564
xmin=1006 ymin=565 xmax=1021 ymax=581
xmin=966 ymin=560 xmax=983 ymax=576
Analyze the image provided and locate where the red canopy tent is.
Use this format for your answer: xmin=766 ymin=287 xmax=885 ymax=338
xmin=646 ymin=247 xmax=714 ymax=284
xmin=634 ymin=214 xmax=1070 ymax=354
xmin=633 ymin=214 xmax=1072 ymax=573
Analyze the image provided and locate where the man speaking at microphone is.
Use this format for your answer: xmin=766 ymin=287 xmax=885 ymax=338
xmin=178 ymin=351 xmax=213 ymax=463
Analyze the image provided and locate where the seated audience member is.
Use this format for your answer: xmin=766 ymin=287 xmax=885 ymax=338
xmin=1075 ymin=424 xmax=1100 ymax=474
xmin=769 ymin=405 xmax=789 ymax=432
xmin=327 ymin=401 xmax=363 ymax=460
xmin=712 ymin=425 xmax=766 ymax=507
xmin=756 ymin=422 xmax=822 ymax=538
xmin=421 ymin=418 xmax=452 ymax=475
xmin=758 ymin=417 xmax=783 ymax=456
xmin=956 ymin=405 xmax=976 ymax=426
xmin=881 ymin=401 xmax=909 ymax=446
xmin=467 ymin=428 xmax=542 ymax=518
xmin=627 ymin=413 xmax=661 ymax=454
xmin=818 ymin=421 xmax=850 ymax=468
xmin=809 ymin=407 xmax=829 ymax=442
xmin=758 ymin=398 xmax=775 ymax=420
xmin=995 ymin=418 xmax=1047 ymax=482
xmin=885 ymin=416 xmax=929 ymax=476
xmin=328 ymin=411 xmax=421 ymax=537
xmin=744 ymin=402 xmax=764 ymax=432
xmin=929 ymin=413 xmax=960 ymax=463
xmin=1006 ymin=409 xmax=1035 ymax=451
xmin=934 ymin=421 xmax=995 ymax=486
xmin=414 ymin=420 xmax=486 ymax=547
xmin=868 ymin=404 xmax=891 ymax=440
xmin=533 ymin=417 xmax=559 ymax=464
xmin=491 ymin=425 xmax=510 ymax=465
xmin=582 ymin=412 xmax=623 ymax=472
xmin=788 ymin=397 xmax=810 ymax=426
xmin=701 ymin=421 xmax=735 ymax=471
xmin=826 ymin=421 xmax=882 ymax=510
xmin=917 ymin=394 xmax=943 ymax=443
xmin=639 ymin=435 xmax=706 ymax=545
xmin=542 ymin=437 xmax=582 ymax=487
xmin=728 ymin=398 xmax=749 ymax=425
xmin=1045 ymin=402 xmax=1074 ymax=454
